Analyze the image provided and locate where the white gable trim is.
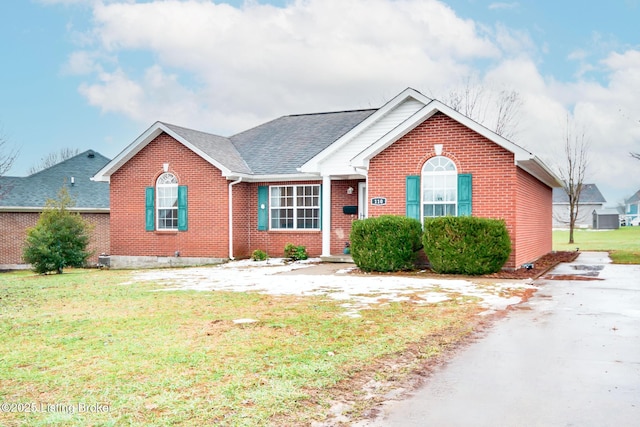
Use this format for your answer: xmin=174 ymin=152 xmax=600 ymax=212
xmin=92 ymin=122 xmax=233 ymax=182
xmin=299 ymin=88 xmax=432 ymax=174
xmin=350 ymin=99 xmax=533 ymax=168
xmin=347 ymin=99 xmax=561 ymax=188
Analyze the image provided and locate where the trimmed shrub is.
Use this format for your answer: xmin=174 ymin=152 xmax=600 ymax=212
xmin=251 ymin=249 xmax=268 ymax=261
xmin=350 ymin=215 xmax=423 ymax=272
xmin=284 ymin=243 xmax=308 ymax=261
xmin=423 ymin=216 xmax=511 ymax=275
xmin=23 ymin=187 xmax=93 ymax=274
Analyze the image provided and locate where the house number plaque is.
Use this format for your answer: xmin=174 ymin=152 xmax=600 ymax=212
xmin=371 ymin=197 xmax=387 ymax=206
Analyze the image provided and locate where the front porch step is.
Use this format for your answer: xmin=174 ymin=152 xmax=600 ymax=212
xmin=320 ymin=254 xmax=354 ymax=263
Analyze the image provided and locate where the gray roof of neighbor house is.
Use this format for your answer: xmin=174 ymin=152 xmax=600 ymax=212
xmin=0 ymin=150 xmax=110 ymax=210
xmin=552 ymin=184 xmax=606 ymax=204
xmin=626 ymin=189 xmax=640 ymax=204
xmin=229 ymin=109 xmax=377 ymax=174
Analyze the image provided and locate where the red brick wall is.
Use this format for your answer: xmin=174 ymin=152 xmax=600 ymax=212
xmin=240 ymin=181 xmax=323 ymax=258
xmin=330 ymin=179 xmax=362 ymax=254
xmin=0 ymin=211 xmax=109 ymax=265
xmin=234 ymin=179 xmax=364 ymax=258
xmin=110 ymin=133 xmax=229 ymax=258
xmin=515 ymin=168 xmax=553 ymax=265
xmin=366 ymin=112 xmax=548 ymax=269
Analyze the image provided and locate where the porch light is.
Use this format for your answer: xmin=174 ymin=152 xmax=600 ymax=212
xmin=163 ymin=163 xmax=169 ymax=172
xmin=347 ymin=186 xmax=354 ymax=195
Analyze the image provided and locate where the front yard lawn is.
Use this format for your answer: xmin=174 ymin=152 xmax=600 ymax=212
xmin=553 ymin=226 xmax=640 ymax=264
xmin=0 ymin=268 xmax=493 ymax=426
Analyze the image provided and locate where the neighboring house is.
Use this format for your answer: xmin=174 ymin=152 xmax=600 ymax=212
xmin=0 ymin=150 xmax=110 ymax=269
xmin=552 ymin=184 xmax=606 ymax=229
xmin=93 ymin=88 xmax=562 ymax=270
xmin=624 ymin=190 xmax=640 ymax=226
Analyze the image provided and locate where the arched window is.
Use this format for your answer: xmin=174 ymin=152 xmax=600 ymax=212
xmin=422 ymin=156 xmax=457 ymax=218
xmin=156 ymin=173 xmax=179 ymax=230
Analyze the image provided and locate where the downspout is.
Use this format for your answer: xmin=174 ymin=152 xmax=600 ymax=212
xmin=228 ymin=177 xmax=243 ymax=260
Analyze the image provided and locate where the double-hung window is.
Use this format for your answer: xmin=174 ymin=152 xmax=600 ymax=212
xmin=270 ymin=185 xmax=320 ymax=229
xmin=422 ymin=156 xmax=458 ymax=218
xmin=156 ymin=173 xmax=179 ymax=230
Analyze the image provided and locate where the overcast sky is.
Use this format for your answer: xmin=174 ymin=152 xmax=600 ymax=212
xmin=1 ymin=0 xmax=639 ymax=205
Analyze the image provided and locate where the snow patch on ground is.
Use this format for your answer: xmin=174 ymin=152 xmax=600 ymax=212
xmin=126 ymin=259 xmax=536 ymax=317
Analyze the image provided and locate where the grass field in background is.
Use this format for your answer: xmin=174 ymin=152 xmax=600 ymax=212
xmin=0 ymin=269 xmax=484 ymax=426
xmin=553 ymin=226 xmax=640 ymax=264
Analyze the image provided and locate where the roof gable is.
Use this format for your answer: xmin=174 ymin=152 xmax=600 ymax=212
xmin=0 ymin=150 xmax=110 ymax=210
xmin=93 ymin=122 xmax=250 ymax=181
xmin=299 ymin=88 xmax=432 ymax=173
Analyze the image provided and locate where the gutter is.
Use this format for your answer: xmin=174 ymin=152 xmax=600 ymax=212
xmin=228 ymin=177 xmax=243 ymax=260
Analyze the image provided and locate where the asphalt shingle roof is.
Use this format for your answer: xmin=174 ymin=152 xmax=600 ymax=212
xmin=229 ymin=109 xmax=376 ymax=174
xmin=0 ymin=150 xmax=110 ymax=209
xmin=552 ymin=183 xmax=606 ymax=204
xmin=626 ymin=189 xmax=640 ymax=204
xmin=162 ymin=123 xmax=252 ymax=175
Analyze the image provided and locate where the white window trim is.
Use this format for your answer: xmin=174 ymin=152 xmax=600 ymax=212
xmin=269 ymin=184 xmax=321 ymax=230
xmin=421 ymin=156 xmax=458 ymax=220
xmin=156 ymin=172 xmax=178 ymax=230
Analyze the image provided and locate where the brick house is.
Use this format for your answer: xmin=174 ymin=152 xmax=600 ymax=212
xmin=0 ymin=150 xmax=110 ymax=269
xmin=93 ymin=88 xmax=561 ymax=270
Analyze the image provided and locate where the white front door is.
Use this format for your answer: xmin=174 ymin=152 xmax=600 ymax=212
xmin=358 ymin=182 xmax=367 ymax=219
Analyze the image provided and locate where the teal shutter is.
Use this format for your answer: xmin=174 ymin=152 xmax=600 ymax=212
xmin=178 ymin=185 xmax=188 ymax=231
xmin=406 ymin=176 xmax=420 ymax=221
xmin=145 ymin=187 xmax=155 ymax=231
xmin=257 ymin=186 xmax=268 ymax=230
xmin=458 ymin=174 xmax=472 ymax=216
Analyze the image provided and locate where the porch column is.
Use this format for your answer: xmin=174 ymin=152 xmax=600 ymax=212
xmin=322 ymin=175 xmax=331 ymax=256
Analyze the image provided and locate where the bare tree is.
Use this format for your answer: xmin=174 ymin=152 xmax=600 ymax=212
xmin=556 ymin=114 xmax=590 ymax=244
xmin=631 ymin=152 xmax=640 ymax=160
xmin=28 ymin=148 xmax=80 ymax=175
xmin=0 ymin=125 xmax=20 ymax=199
xmin=0 ymin=125 xmax=18 ymax=177
xmin=442 ymin=77 xmax=523 ymax=140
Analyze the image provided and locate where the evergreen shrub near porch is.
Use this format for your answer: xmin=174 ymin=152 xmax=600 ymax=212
xmin=350 ymin=215 xmax=423 ymax=272
xmin=423 ymin=216 xmax=511 ymax=275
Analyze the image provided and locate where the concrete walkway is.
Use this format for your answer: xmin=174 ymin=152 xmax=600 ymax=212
xmin=363 ymin=252 xmax=640 ymax=427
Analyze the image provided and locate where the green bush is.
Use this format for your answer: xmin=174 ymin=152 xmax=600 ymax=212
xmin=423 ymin=216 xmax=511 ymax=275
xmin=251 ymin=249 xmax=268 ymax=261
xmin=23 ymin=187 xmax=93 ymax=274
xmin=284 ymin=243 xmax=308 ymax=261
xmin=350 ymin=215 xmax=423 ymax=272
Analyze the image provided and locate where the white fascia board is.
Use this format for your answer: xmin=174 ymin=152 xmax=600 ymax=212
xmin=517 ymin=157 xmax=564 ymax=188
xmin=92 ymin=122 xmax=233 ymax=182
xmin=299 ymin=88 xmax=431 ymax=174
xmin=350 ymin=104 xmax=439 ymax=168
xmin=227 ymin=172 xmax=322 ymax=183
xmin=92 ymin=122 xmax=164 ymax=182
xmin=350 ymin=99 xmax=536 ymax=167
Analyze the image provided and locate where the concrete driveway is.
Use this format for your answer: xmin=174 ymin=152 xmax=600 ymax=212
xmin=364 ymin=252 xmax=640 ymax=427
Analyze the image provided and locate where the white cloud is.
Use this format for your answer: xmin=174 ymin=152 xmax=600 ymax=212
xmin=64 ymin=0 xmax=640 ymax=203
xmin=73 ymin=0 xmax=500 ymax=132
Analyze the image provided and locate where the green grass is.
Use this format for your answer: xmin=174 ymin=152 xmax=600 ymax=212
xmin=0 ymin=269 xmax=482 ymax=426
xmin=553 ymin=226 xmax=640 ymax=264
